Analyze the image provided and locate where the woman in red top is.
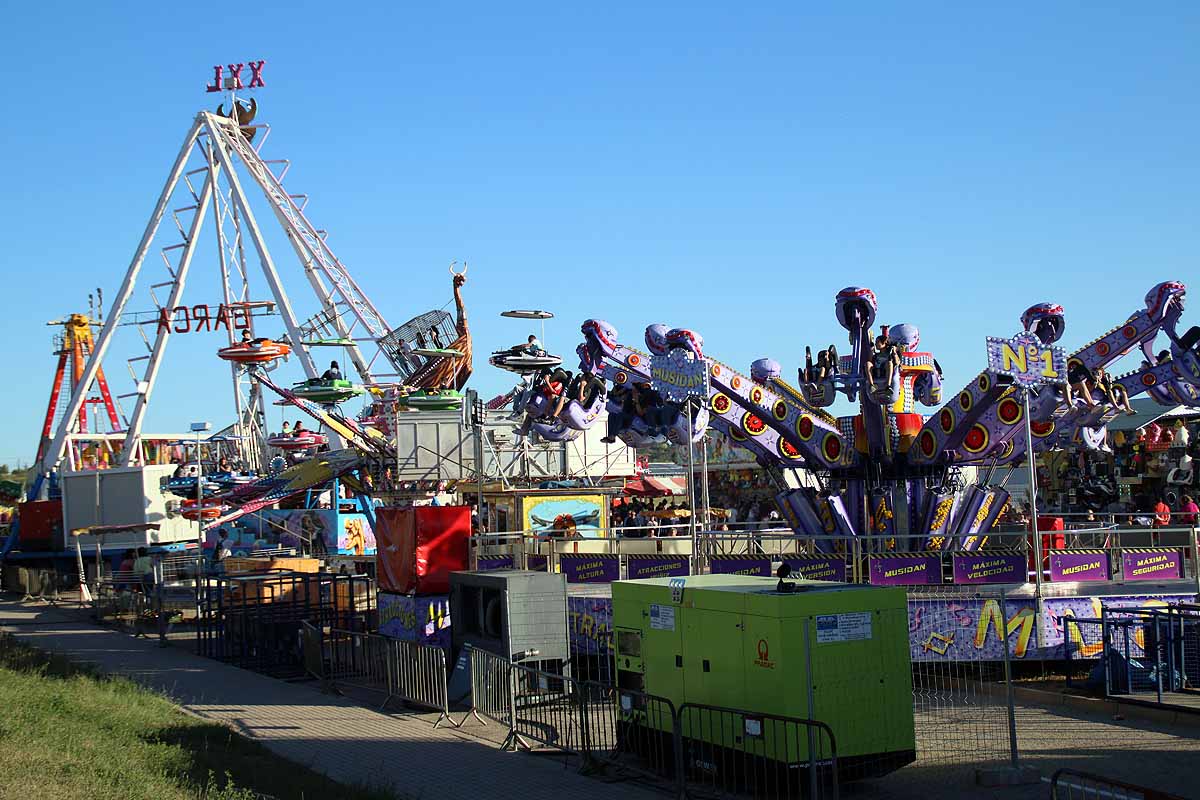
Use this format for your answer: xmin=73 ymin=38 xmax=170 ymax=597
xmin=1181 ymin=495 xmax=1199 ymax=526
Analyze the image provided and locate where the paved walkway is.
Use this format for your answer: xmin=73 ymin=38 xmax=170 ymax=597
xmin=4 ymin=598 xmax=1199 ymax=800
xmin=0 ymin=599 xmax=660 ymax=800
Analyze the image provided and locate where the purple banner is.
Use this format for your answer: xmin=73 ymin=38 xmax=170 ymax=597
xmin=1048 ymin=551 xmax=1109 ymax=582
xmin=1121 ymin=549 xmax=1184 ymax=582
xmin=869 ymin=554 xmax=941 ymax=585
xmin=525 ymin=554 xmax=548 ymax=572
xmin=627 ymin=555 xmax=690 ymax=580
xmin=476 ymin=555 xmax=514 ymax=571
xmin=781 ymin=556 xmax=846 ymax=582
xmin=559 ymin=553 xmax=621 ymax=583
xmin=567 ymin=596 xmax=613 ymax=656
xmin=952 ymin=552 xmax=1025 ymax=584
xmin=378 ymin=592 xmax=451 ymax=648
xmin=709 ymin=556 xmax=772 ymax=576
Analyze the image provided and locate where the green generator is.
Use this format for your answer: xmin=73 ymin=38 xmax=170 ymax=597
xmin=611 ymin=574 xmax=915 ymax=780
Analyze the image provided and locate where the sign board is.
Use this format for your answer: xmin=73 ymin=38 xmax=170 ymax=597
xmin=627 ymin=554 xmax=690 ymax=580
xmin=951 ymin=552 xmax=1026 ymax=584
xmin=816 ymin=612 xmax=873 ymax=644
xmin=1121 ymin=549 xmax=1184 ymax=581
xmin=558 ymin=553 xmax=620 ymax=583
xmin=1048 ymin=551 xmax=1110 ymax=582
xmin=649 ymin=604 xmax=676 ymax=631
xmin=206 ymin=61 xmax=266 ymax=92
xmin=985 ymin=331 xmax=1066 ymax=389
xmin=650 ymin=348 xmax=710 ymax=403
xmin=868 ymin=554 xmax=941 ymax=585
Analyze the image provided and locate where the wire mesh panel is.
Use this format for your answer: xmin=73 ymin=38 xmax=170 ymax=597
xmin=676 ymin=703 xmax=839 ymax=800
xmin=380 ymin=310 xmax=455 ymax=382
xmin=907 ymin=587 xmax=1014 ymax=778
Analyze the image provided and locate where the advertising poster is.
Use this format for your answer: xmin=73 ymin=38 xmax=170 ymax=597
xmin=242 ymin=509 xmax=376 ymax=556
xmin=522 ymin=494 xmax=605 ymax=538
xmin=377 ymin=592 xmax=451 ymax=649
xmin=568 ymin=596 xmax=614 ymax=656
xmin=908 ymin=593 xmax=1197 ymax=662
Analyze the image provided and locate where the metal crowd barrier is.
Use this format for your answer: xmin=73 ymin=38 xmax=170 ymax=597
xmin=304 ymin=624 xmax=456 ymax=727
xmin=1050 ymin=768 xmax=1187 ymax=800
xmin=461 ymin=645 xmax=839 ymax=799
xmin=1062 ymin=606 xmax=1200 ymax=705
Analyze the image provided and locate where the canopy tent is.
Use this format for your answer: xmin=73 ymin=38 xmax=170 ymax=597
xmin=1107 ymin=398 xmax=1199 ymax=432
xmin=623 ymin=475 xmax=688 ymax=496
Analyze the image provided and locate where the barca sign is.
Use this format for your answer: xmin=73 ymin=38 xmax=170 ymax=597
xmin=985 ymin=331 xmax=1066 ymax=390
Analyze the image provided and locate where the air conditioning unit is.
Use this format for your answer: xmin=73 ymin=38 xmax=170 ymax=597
xmin=449 ymin=570 xmax=568 ymax=670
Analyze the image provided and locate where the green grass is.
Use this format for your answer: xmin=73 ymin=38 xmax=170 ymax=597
xmin=0 ymin=634 xmax=398 ymax=800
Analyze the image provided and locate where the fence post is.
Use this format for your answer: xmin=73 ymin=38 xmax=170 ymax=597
xmin=1000 ymin=588 xmax=1020 ymax=770
xmin=1102 ymin=611 xmax=1112 ymax=698
xmin=1154 ymin=614 xmax=1164 ymax=705
xmin=672 ymin=707 xmax=686 ymax=800
xmin=500 ymin=656 xmax=529 ymax=752
xmin=154 ymin=561 xmax=168 ymax=647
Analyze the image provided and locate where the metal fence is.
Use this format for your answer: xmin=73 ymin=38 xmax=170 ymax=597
xmin=460 ymin=645 xmax=839 ymax=799
xmin=470 ymin=524 xmax=1200 ymax=588
xmin=1050 ymin=768 xmax=1189 ymax=800
xmin=197 ymin=571 xmax=375 ymax=678
xmin=1063 ymin=605 xmax=1200 ymax=705
xmin=907 ymin=587 xmax=1019 ymax=782
xmin=302 ymin=623 xmax=455 ymax=727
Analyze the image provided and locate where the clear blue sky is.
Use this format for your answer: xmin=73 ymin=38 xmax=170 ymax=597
xmin=3 ymin=2 xmax=1199 ymax=468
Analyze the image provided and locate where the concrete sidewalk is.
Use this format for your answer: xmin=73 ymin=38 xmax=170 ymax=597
xmin=5 ymin=598 xmax=1200 ymax=800
xmin=0 ymin=599 xmax=660 ymax=800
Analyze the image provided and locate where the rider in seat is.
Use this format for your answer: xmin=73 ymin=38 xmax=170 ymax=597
xmin=321 ymin=360 xmax=342 ymax=382
xmin=602 ymin=384 xmax=634 ymax=443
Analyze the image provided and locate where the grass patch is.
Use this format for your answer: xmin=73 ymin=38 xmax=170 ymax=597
xmin=0 ymin=634 xmax=398 ymax=800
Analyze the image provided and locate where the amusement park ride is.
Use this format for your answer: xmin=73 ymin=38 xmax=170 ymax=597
xmin=34 ymin=69 xmax=469 ymax=493
xmin=502 ymin=281 xmax=1200 ymax=555
xmin=10 ymin=62 xmax=1200 ymax=573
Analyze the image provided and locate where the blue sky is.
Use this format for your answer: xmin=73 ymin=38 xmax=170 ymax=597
xmin=3 ymin=2 xmax=1199 ymax=468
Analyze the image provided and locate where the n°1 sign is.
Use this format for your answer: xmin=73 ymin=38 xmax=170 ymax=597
xmin=986 ymin=332 xmax=1066 ymax=389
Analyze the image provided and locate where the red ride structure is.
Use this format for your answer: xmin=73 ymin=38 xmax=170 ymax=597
xmin=36 ymin=312 xmax=122 ymax=466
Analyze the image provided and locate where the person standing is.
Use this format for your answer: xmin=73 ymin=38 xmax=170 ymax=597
xmin=1153 ymin=496 xmax=1172 ymax=529
xmin=1180 ymin=495 xmax=1199 ymax=526
xmin=133 ymin=547 xmax=154 ymax=593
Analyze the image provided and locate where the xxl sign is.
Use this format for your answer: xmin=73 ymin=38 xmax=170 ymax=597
xmin=205 ymin=61 xmax=266 ymax=93
xmin=155 ymin=304 xmax=252 ymax=334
